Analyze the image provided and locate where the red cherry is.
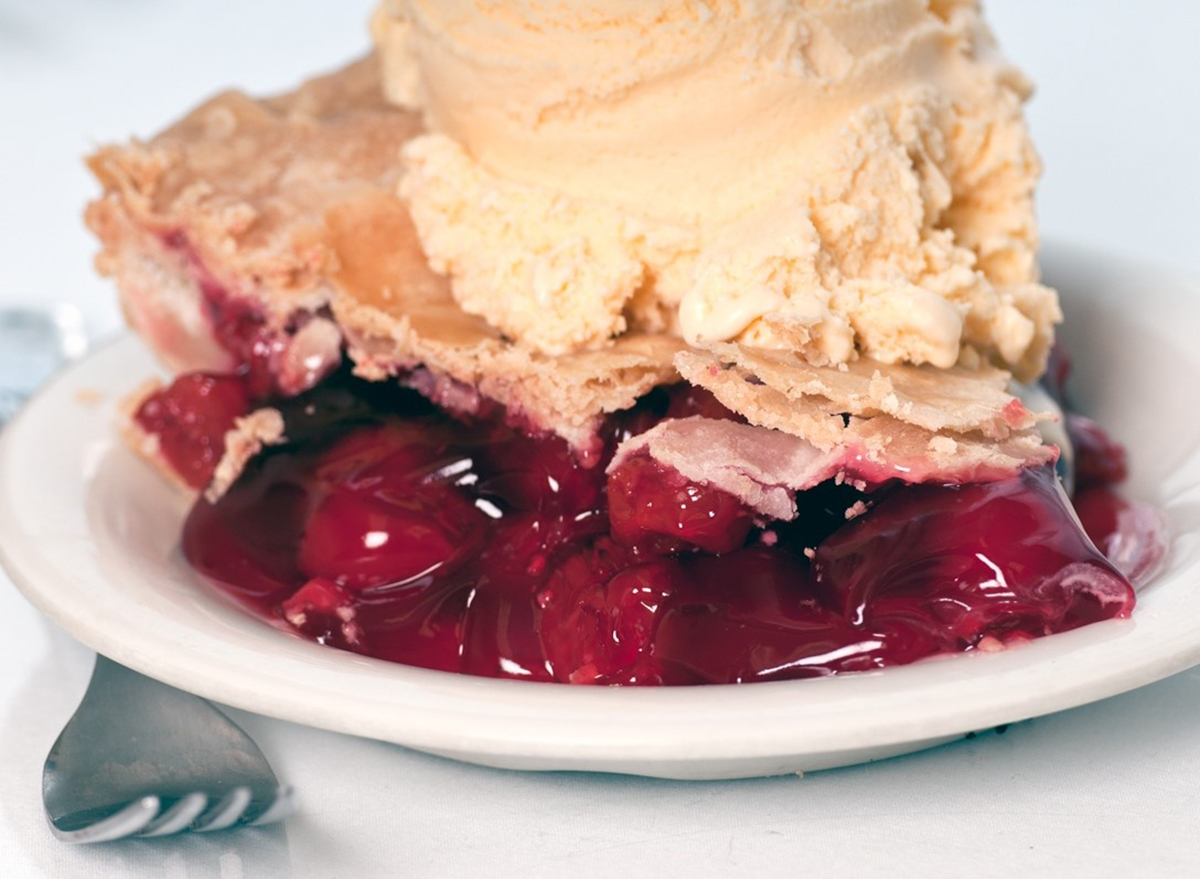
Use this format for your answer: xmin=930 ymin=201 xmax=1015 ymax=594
xmin=478 ymin=431 xmax=604 ymax=516
xmin=539 ymin=546 xmax=677 ymax=684
xmin=298 ymin=484 xmax=483 ymax=590
xmin=135 ymin=373 xmax=251 ymax=489
xmin=607 ymin=456 xmax=753 ymax=554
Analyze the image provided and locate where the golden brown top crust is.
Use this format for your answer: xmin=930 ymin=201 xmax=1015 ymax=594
xmin=88 ymin=55 xmax=1046 ymax=466
xmin=673 ymin=343 xmax=1053 ymax=481
xmin=87 ymin=56 xmax=426 ymax=311
xmin=676 ymin=344 xmax=1040 ymax=452
xmin=86 ymin=57 xmax=681 ymax=446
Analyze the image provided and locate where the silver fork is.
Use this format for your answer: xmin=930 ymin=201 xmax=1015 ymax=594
xmin=42 ymin=656 xmax=293 ymax=843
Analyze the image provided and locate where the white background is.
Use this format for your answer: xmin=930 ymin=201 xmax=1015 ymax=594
xmin=1 ymin=1 xmax=1199 ymax=876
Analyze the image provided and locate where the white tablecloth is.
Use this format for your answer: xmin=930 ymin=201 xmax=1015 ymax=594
xmin=2 ymin=2 xmax=1198 ymax=876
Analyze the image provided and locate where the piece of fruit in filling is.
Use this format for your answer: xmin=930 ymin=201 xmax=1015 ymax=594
xmin=135 ymin=373 xmax=251 ymax=489
xmin=606 ymin=455 xmax=755 ymax=555
xmin=537 ymin=542 xmax=683 ymax=685
xmin=297 ymin=424 xmax=488 ymax=590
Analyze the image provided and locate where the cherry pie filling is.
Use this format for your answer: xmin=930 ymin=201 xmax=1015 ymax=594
xmin=135 ymin=267 xmax=1142 ymax=686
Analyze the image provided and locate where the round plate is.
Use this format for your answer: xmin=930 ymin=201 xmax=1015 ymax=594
xmin=2 ymin=243 xmax=1198 ymax=780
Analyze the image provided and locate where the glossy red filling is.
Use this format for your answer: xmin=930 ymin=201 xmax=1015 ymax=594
xmin=138 ymin=258 xmax=1138 ymax=684
xmin=166 ymin=372 xmax=1135 ymax=685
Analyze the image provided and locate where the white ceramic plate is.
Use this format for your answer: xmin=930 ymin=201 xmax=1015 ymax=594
xmin=1 ymin=243 xmax=1198 ymax=780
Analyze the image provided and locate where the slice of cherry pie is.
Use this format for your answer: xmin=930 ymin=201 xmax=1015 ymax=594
xmin=86 ymin=57 xmax=1166 ymax=685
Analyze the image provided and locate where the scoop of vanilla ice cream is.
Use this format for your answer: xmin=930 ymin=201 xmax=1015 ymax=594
xmin=373 ymin=0 xmax=1060 ymax=379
